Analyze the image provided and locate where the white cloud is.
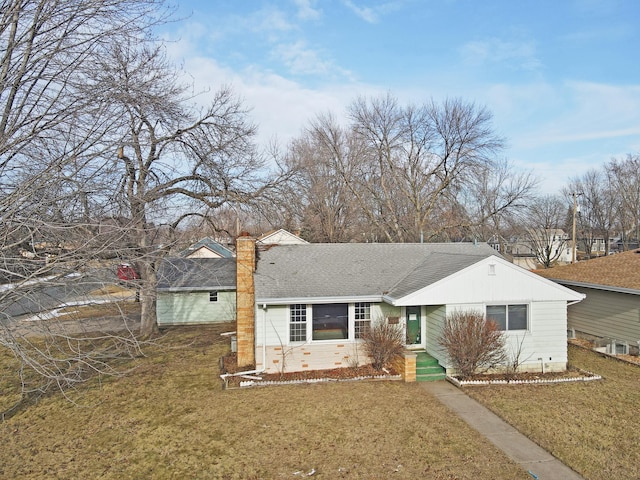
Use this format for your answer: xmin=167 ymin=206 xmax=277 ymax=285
xmin=249 ymin=7 xmax=295 ymax=34
xmin=168 ymin=52 xmax=372 ymax=147
xmin=342 ymin=0 xmax=402 ymax=24
xmin=459 ymin=38 xmax=542 ymax=71
xmin=292 ymin=0 xmax=322 ymax=20
xmin=271 ymin=40 xmax=354 ymax=79
xmin=516 ymin=81 xmax=640 ymax=148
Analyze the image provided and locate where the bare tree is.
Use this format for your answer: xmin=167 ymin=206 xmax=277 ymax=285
xmin=520 ymin=195 xmax=569 ymax=268
xmin=563 ymin=169 xmax=616 ymax=258
xmin=286 ymin=94 xmax=527 ymax=243
xmin=90 ymin=42 xmax=286 ymax=336
xmin=0 ymin=1 xmax=287 ymax=407
xmin=0 ymin=0 xmax=169 ymax=412
xmin=607 ymin=154 xmax=640 ymax=251
xmin=461 ymin=159 xmax=538 ymax=243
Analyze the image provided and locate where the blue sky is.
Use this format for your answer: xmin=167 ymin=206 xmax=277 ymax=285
xmin=160 ymin=0 xmax=640 ymax=193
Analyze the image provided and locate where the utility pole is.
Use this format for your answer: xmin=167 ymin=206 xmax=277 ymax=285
xmin=571 ymin=192 xmax=583 ymax=264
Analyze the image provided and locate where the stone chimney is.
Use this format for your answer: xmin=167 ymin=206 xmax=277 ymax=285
xmin=235 ymin=232 xmax=256 ymax=368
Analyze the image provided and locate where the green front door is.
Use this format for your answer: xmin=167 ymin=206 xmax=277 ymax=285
xmin=406 ymin=306 xmax=421 ymax=345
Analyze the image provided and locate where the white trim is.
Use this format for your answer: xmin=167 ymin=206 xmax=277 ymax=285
xmin=389 ymin=255 xmax=585 ymax=306
xmin=257 ymin=295 xmax=383 ymax=305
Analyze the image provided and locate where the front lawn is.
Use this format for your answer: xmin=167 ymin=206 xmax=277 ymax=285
xmin=0 ymin=324 xmax=528 ymax=479
xmin=466 ymin=344 xmax=640 ymax=480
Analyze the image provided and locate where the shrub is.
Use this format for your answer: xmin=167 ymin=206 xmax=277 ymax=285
xmin=438 ymin=310 xmax=506 ymax=377
xmin=360 ymin=321 xmax=404 ymax=370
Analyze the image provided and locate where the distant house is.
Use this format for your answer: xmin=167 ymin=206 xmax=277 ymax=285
xmin=156 ymin=258 xmax=236 ymax=326
xmin=257 ymin=229 xmax=308 ymax=246
xmin=179 ymin=237 xmax=234 ymax=259
xmin=505 ymin=229 xmax=572 ymax=269
xmin=233 ymin=237 xmax=584 ymax=376
xmin=535 ymin=249 xmax=640 ymax=349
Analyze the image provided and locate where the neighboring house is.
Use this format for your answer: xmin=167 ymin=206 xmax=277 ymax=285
xmin=179 ymin=237 xmax=234 ymax=259
xmin=156 ymin=258 xmax=236 ymax=326
xmin=257 ymin=229 xmax=308 ymax=246
xmin=506 ymin=229 xmax=572 ymax=269
xmin=535 ymin=250 xmax=640 ymax=349
xmin=234 ymin=236 xmax=584 ymax=375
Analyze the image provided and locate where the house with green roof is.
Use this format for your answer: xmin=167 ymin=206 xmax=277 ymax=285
xmin=179 ymin=237 xmax=234 ymax=259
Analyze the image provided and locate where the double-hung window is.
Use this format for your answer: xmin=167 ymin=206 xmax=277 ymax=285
xmin=290 ymin=304 xmax=307 ymax=342
xmin=209 ymin=291 xmax=218 ymax=302
xmin=486 ymin=304 xmax=528 ymax=331
xmin=354 ymin=302 xmax=371 ymax=339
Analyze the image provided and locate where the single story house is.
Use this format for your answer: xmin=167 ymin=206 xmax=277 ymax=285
xmin=535 ymin=249 xmax=640 ymax=350
xmin=234 ymin=236 xmax=585 ymax=375
xmin=156 ymin=257 xmax=236 ymax=326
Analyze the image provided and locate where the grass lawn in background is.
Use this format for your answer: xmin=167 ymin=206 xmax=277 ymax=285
xmin=0 ymin=324 xmax=529 ymax=480
xmin=467 ymin=344 xmax=640 ymax=480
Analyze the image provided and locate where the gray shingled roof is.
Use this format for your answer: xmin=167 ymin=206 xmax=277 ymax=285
xmin=157 ymin=258 xmax=236 ymax=291
xmin=255 ymin=243 xmax=498 ymax=302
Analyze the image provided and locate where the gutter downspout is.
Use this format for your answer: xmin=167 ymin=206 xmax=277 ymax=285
xmin=220 ymin=304 xmax=268 ymax=383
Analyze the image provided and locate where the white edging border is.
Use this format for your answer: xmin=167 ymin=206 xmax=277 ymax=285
xmin=237 ymin=374 xmax=402 ymax=388
xmin=446 ymin=372 xmax=602 ymax=387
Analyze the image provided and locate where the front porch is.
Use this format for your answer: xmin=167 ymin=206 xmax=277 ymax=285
xmin=396 ymin=350 xmax=446 ymax=382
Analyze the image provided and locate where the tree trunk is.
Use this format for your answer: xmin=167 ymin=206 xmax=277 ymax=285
xmin=139 ymin=260 xmax=159 ymax=337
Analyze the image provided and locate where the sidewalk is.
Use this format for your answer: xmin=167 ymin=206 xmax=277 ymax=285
xmin=422 ymin=381 xmax=584 ymax=480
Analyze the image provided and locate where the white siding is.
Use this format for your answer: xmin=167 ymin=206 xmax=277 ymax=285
xmin=394 ymin=256 xmax=583 ymax=306
xmin=425 ymin=301 xmax=568 ymax=373
xmin=255 ymin=304 xmax=290 ymax=348
xmin=185 ymin=247 xmax=223 ymax=258
xmin=156 ymin=290 xmax=235 ymax=325
xmin=529 ymin=301 xmax=568 ymax=371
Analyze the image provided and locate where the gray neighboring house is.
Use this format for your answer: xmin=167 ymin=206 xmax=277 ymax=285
xmin=536 ymin=249 xmax=640 ymax=350
xmin=156 ymin=258 xmax=236 ymax=326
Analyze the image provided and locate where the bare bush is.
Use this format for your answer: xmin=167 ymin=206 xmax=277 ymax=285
xmin=360 ymin=320 xmax=404 ymax=370
xmin=438 ymin=310 xmax=506 ymax=377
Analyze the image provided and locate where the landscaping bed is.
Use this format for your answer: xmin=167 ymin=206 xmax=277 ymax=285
xmin=448 ymin=364 xmax=601 ymax=386
xmin=220 ymin=352 xmax=400 ymax=388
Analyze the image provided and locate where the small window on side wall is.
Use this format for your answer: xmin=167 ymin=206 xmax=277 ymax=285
xmin=209 ymin=291 xmax=218 ymax=302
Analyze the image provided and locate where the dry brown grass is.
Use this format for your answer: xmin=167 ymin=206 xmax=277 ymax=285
xmin=466 ymin=344 xmax=640 ymax=480
xmin=0 ymin=324 xmax=530 ymax=479
xmin=57 ymin=300 xmax=141 ymax=319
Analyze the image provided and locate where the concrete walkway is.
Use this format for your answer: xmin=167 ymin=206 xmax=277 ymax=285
xmin=422 ymin=381 xmax=584 ymax=480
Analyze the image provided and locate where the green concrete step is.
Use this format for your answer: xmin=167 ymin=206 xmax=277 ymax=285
xmin=413 ymin=351 xmax=446 ymax=382
xmin=416 ymin=373 xmax=447 ymax=382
